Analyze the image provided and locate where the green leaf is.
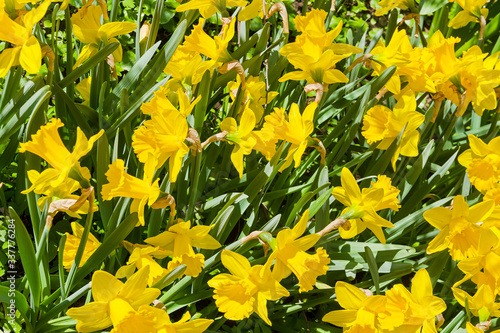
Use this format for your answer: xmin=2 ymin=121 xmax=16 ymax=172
xmin=57 ymin=42 xmax=119 ymax=88
xmin=419 ymin=0 xmax=449 ymax=15
xmin=9 ymin=207 xmax=41 ymax=311
xmin=0 ymin=86 xmax=51 ymax=142
xmin=0 ymin=286 xmax=32 ymax=332
xmin=364 ymin=246 xmax=380 ymax=295
xmin=102 ymin=41 xmax=161 ymax=114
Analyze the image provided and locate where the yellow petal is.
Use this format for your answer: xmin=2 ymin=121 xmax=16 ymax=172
xmin=0 ymin=47 xmax=21 ymax=78
xmin=335 ymin=281 xmax=367 ymax=309
xmin=20 ymin=35 xmax=42 ymax=74
xmin=340 ymin=168 xmax=362 ymax=202
xmin=91 ymin=270 xmax=123 ymax=302
xmin=322 ymin=309 xmax=358 ymax=327
xmin=220 ymin=117 xmax=238 ymax=133
xmin=66 ymin=301 xmax=111 ymax=333
xmin=99 ymin=22 xmax=137 ymax=40
xmin=221 ymin=250 xmax=251 ymax=278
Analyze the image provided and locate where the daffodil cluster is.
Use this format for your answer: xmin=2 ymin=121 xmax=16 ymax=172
xmin=423 ymin=191 xmax=500 ymax=327
xmin=355 ymin=29 xmax=500 ymax=117
xmin=323 ymin=269 xmax=446 ymax=332
xmin=208 ymin=210 xmax=329 ymax=324
xmin=67 ymin=266 xmax=213 ymax=332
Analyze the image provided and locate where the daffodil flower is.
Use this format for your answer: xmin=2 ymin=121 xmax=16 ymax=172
xmin=61 ymin=222 xmax=101 ymax=270
xmin=448 ymin=46 xmax=500 ymax=117
xmin=66 ymin=266 xmax=160 ymax=332
xmin=183 ymin=18 xmax=235 ymax=67
xmin=453 ymin=284 xmax=500 ymax=322
xmin=330 ymin=168 xmax=395 ymax=243
xmin=323 ymin=281 xmax=390 ymax=331
xmin=323 ymin=269 xmax=446 ymax=332
xmin=19 ymin=118 xmax=104 ymax=194
xmin=101 ymin=154 xmax=164 ymax=226
xmin=228 ymin=75 xmax=278 ymax=122
xmin=163 ymin=45 xmax=214 ymax=88
xmin=0 ymin=0 xmax=52 ymax=76
xmin=265 ymin=210 xmax=330 ymax=292
xmin=71 ymin=5 xmax=136 ymax=69
xmin=141 ymin=87 xmax=201 ymax=118
xmin=448 ymin=0 xmax=488 ymax=29
xmin=458 ymin=134 xmax=500 ymax=193
xmin=279 ymin=10 xmax=360 ymax=87
xmin=115 ymin=241 xmax=171 ymax=286
xmin=409 ymin=268 xmax=447 ymax=332
xmin=220 ymin=106 xmax=257 ymax=178
xmin=375 ymin=0 xmax=417 ymax=16
xmin=208 ymin=250 xmax=289 ymax=325
xmin=109 ymin=299 xmax=213 ymax=332
xmin=176 ymin=0 xmax=246 ymax=18
xmin=454 ymin=228 xmax=500 ymax=294
xmin=280 ymin=102 xmax=317 ymax=171
xmin=132 ymin=107 xmax=191 ymax=183
xmin=424 ymin=195 xmax=494 ymax=260
xmin=370 ymin=175 xmax=401 ymax=211
xmin=362 ymin=89 xmax=425 ymax=170
xmin=145 ymin=219 xmax=221 ymax=277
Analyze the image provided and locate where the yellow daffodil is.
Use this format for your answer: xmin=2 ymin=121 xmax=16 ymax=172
xmin=183 ymin=18 xmax=234 ymax=67
xmin=424 ymin=195 xmax=494 ymax=260
xmin=115 ymin=241 xmax=171 ymax=286
xmin=176 ymin=0 xmax=246 ymax=18
xmin=251 ymin=126 xmax=279 ymax=161
xmin=375 ymin=0 xmax=416 ymax=16
xmin=208 ymin=250 xmax=289 ymax=325
xmin=268 ymin=210 xmax=330 ymax=292
xmin=449 ymin=46 xmax=500 ymax=117
xmin=101 ymin=154 xmax=166 ymax=227
xmin=238 ymin=0 xmax=268 ymax=21
xmin=280 ymin=10 xmax=361 ymax=60
xmin=448 ymin=0 xmax=488 ymax=29
xmin=458 ymin=135 xmax=500 ymax=193
xmin=453 ymin=284 xmax=500 ymax=322
xmin=279 ymin=9 xmax=362 ymax=86
xmin=163 ymin=45 xmax=214 ymax=88
xmin=0 ymin=0 xmax=52 ymax=76
xmin=331 ymin=168 xmax=395 ymax=243
xmin=67 ymin=266 xmax=160 ymax=333
xmin=132 ymin=107 xmax=191 ymax=183
xmin=228 ymin=75 xmax=278 ymax=122
xmin=455 ymin=228 xmax=500 ymax=293
xmin=109 ymin=299 xmax=213 ymax=333
xmin=61 ymin=222 xmax=101 ymax=270
xmin=19 ymin=118 xmax=103 ymax=194
xmin=370 ymin=175 xmax=401 ymax=211
xmin=323 ymin=281 xmax=390 ymax=332
xmin=362 ymin=89 xmax=425 ymax=170
xmin=141 ymin=87 xmax=201 ymax=118
xmin=361 ymin=30 xmax=436 ymax=94
xmin=323 ymin=269 xmax=445 ymax=332
xmin=145 ymin=219 xmax=221 ymax=277
xmin=280 ymin=102 xmax=318 ymax=171
xmin=409 ymin=268 xmax=447 ymax=332
xmin=279 ymin=48 xmax=350 ymax=86
xmin=220 ymin=106 xmax=257 ymax=178
xmin=71 ymin=5 xmax=136 ymax=69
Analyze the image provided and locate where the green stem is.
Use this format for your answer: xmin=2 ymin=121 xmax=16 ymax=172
xmin=186 ymin=152 xmax=203 ymax=222
xmin=486 ymin=111 xmax=499 ymax=142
